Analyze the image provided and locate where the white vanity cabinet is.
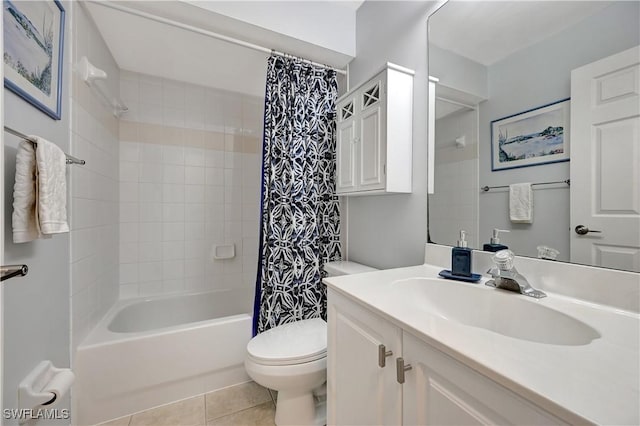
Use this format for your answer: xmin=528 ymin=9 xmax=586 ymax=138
xmin=402 ymin=332 xmax=566 ymax=425
xmin=328 ymin=289 xmax=567 ymax=425
xmin=327 ymin=289 xmax=403 ymax=425
xmin=336 ymin=63 xmax=414 ymax=195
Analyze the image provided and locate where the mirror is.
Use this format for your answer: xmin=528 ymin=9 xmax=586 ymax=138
xmin=427 ymin=1 xmax=640 ymax=272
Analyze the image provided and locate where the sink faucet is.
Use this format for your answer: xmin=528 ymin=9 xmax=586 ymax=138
xmin=486 ymin=250 xmax=546 ymax=299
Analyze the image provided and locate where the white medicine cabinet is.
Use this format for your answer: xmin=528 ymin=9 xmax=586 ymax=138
xmin=336 ymin=63 xmax=414 ymax=196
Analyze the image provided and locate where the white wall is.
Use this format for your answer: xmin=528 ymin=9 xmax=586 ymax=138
xmin=69 ymin=3 xmax=121 ymax=353
xmin=117 ymin=71 xmax=262 ymax=299
xmin=428 ymin=44 xmax=487 ymax=100
xmin=345 ymin=1 xmax=441 ymax=269
xmin=2 ymin=1 xmax=71 ymax=422
xmin=478 ymin=2 xmax=640 ymax=260
xmin=184 ymin=0 xmax=357 ymax=58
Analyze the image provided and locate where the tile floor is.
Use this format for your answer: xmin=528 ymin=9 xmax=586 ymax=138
xmin=97 ymin=382 xmax=277 ymax=426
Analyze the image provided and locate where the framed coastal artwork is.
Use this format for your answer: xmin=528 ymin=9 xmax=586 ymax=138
xmin=3 ymin=0 xmax=65 ymax=120
xmin=491 ymin=99 xmax=570 ymax=171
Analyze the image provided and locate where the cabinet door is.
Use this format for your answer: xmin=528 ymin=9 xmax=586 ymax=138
xmin=327 ymin=290 xmax=402 ymax=425
xmin=402 ymin=332 xmax=566 ymax=426
xmin=358 ymin=79 xmax=386 ymax=191
xmin=336 ymin=98 xmax=357 ymax=193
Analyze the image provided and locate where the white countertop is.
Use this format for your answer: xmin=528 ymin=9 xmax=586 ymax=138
xmin=324 ymin=263 xmax=640 ymax=425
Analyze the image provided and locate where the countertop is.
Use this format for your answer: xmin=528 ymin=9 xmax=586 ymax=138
xmin=324 ymin=263 xmax=640 ymax=425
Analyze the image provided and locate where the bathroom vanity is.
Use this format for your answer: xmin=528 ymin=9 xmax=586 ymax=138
xmin=324 ymin=245 xmax=640 ymax=425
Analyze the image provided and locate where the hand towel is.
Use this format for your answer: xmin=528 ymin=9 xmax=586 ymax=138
xmin=12 ymin=141 xmax=41 ymax=243
xmin=34 ymin=136 xmax=69 ymax=235
xmin=510 ymin=183 xmax=533 ymax=223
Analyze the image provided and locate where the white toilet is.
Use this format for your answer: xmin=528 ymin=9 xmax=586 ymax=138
xmin=245 ymin=261 xmax=377 ymax=426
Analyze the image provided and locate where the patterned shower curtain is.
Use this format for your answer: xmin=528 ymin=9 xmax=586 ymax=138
xmin=253 ymin=55 xmax=342 ymax=334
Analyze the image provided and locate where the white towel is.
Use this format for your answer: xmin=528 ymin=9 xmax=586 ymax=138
xmin=12 ymin=137 xmax=68 ymax=243
xmin=34 ymin=136 xmax=69 ymax=235
xmin=12 ymin=141 xmax=41 ymax=243
xmin=510 ymin=183 xmax=533 ymax=223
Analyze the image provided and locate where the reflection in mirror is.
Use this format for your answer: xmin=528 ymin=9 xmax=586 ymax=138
xmin=427 ymin=1 xmax=640 ymax=272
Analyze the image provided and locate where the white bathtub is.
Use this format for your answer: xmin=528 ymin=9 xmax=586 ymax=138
xmin=75 ymin=289 xmax=253 ymax=425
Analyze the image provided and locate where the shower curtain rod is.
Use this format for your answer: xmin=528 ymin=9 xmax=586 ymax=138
xmin=91 ymin=1 xmax=347 ymax=76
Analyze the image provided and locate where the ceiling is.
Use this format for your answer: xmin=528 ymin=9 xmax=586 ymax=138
xmin=85 ymin=1 xmax=361 ymax=97
xmin=429 ymin=1 xmax=611 ymax=66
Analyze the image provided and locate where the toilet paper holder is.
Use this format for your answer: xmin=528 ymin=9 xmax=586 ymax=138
xmin=18 ymin=361 xmax=75 ymax=416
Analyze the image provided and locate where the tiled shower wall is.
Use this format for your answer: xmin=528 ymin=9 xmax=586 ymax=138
xmin=118 ymin=71 xmax=263 ymax=298
xmin=69 ymin=3 xmax=121 ymax=350
xmin=429 ymin=109 xmax=479 ymax=249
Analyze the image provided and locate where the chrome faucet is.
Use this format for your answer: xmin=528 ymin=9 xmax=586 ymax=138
xmin=486 ymin=250 xmax=546 ymax=299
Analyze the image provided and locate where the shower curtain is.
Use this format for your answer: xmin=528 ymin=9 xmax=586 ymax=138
xmin=253 ymin=54 xmax=342 ymax=334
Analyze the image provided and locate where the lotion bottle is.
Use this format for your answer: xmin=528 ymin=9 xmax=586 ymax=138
xmin=451 ymin=230 xmax=472 ymax=277
xmin=483 ymin=229 xmax=510 ymax=252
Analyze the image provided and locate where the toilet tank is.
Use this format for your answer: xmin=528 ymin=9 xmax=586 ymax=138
xmin=324 ymin=261 xmax=378 ymax=277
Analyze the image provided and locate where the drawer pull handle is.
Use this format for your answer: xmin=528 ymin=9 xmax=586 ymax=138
xmin=378 ymin=344 xmax=393 ymax=368
xmin=396 ymin=357 xmax=412 ymax=384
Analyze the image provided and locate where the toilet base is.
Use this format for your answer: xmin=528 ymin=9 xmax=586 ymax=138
xmin=274 ymin=390 xmax=326 ymax=426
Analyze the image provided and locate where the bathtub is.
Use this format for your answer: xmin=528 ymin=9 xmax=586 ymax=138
xmin=75 ymin=289 xmax=253 ymax=425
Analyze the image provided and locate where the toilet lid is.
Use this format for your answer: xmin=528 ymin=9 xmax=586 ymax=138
xmin=247 ymin=318 xmax=327 ymax=366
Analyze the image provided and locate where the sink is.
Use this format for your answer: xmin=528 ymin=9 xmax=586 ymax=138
xmin=392 ymin=278 xmax=600 ymax=346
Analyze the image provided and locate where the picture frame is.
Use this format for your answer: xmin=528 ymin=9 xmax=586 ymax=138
xmin=491 ymin=98 xmax=570 ymax=171
xmin=3 ymin=0 xmax=65 ymax=120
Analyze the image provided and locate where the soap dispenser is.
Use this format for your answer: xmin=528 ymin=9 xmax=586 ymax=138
xmin=451 ymin=230 xmax=472 ymax=277
xmin=483 ymin=229 xmax=510 ymax=252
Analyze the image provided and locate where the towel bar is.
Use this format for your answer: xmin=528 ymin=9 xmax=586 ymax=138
xmin=3 ymin=126 xmax=86 ymax=165
xmin=1 ymin=264 xmax=29 ymax=282
xmin=481 ymin=179 xmax=570 ymax=192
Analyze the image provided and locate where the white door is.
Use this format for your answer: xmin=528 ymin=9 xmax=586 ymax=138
xmin=327 ymin=291 xmax=402 ymax=426
xmin=402 ymin=332 xmax=564 ymax=425
xmin=570 ymin=46 xmax=640 ymax=272
xmin=336 ymin=122 xmax=356 ymax=193
xmin=358 ymin=79 xmax=385 ymax=191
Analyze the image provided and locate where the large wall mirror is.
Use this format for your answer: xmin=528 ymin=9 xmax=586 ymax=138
xmin=427 ymin=1 xmax=640 ymax=272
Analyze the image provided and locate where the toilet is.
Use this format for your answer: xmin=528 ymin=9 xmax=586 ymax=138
xmin=245 ymin=261 xmax=377 ymax=426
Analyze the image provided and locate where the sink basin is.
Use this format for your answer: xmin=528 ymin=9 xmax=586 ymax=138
xmin=392 ymin=278 xmax=600 ymax=346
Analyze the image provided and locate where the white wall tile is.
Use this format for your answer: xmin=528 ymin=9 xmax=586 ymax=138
xmin=185 ymin=147 xmax=205 ymax=166
xmin=138 ymin=182 xmax=163 ymax=203
xmin=185 ymin=185 xmax=205 ymax=204
xmin=139 ymin=281 xmax=163 ymax=296
xmin=139 ymin=261 xmax=163 ymax=282
xmin=139 ymin=203 xmax=162 ymax=222
xmin=139 ymin=222 xmax=162 ymax=242
xmin=206 ymin=168 xmax=224 ymax=186
xmin=163 ymin=203 xmax=185 ymax=222
xmin=185 ymin=204 xmax=205 ymax=222
xmin=139 ymin=143 xmax=163 ymax=163
xmin=139 ymin=162 xmax=162 ymax=183
xmin=118 ymin=74 xmax=262 ymax=299
xmin=162 ymin=241 xmax=185 ymax=260
xmin=185 ymin=166 xmax=205 ymax=185
xmin=120 ymin=203 xmax=138 ymax=223
xmin=163 ymin=184 xmax=185 ymax=203
xmin=120 ymin=161 xmax=139 ymax=182
xmin=163 ymin=164 xmax=185 ymax=184
xmin=139 ymin=242 xmax=162 ymax=262
xmin=162 ymin=145 xmax=185 ymax=165
xmin=120 ymin=263 xmax=138 ymax=284
xmin=120 ymin=242 xmax=138 ymax=264
xmin=163 ymin=222 xmax=185 ymax=241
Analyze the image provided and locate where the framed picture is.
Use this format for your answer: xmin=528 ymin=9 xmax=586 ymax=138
xmin=491 ymin=99 xmax=570 ymax=171
xmin=3 ymin=0 xmax=65 ymax=120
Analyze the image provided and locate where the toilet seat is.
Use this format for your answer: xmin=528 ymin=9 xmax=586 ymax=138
xmin=247 ymin=318 xmax=327 ymax=366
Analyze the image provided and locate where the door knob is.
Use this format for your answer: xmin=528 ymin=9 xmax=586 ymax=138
xmin=575 ymin=225 xmax=602 ymax=235
xmin=378 ymin=344 xmax=393 ymax=368
xmin=396 ymin=357 xmax=412 ymax=384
